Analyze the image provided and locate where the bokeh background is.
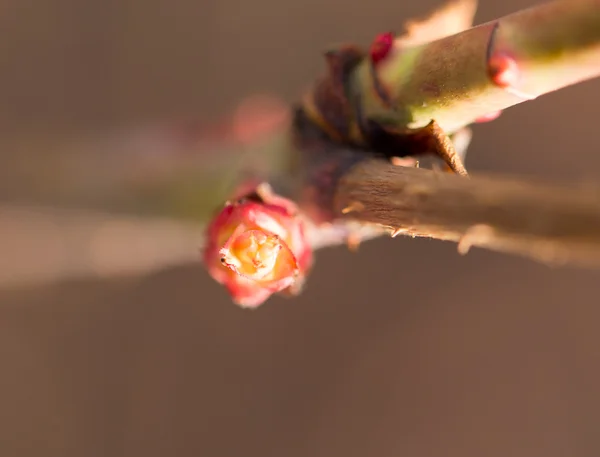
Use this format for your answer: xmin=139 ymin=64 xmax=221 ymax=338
xmin=1 ymin=0 xmax=600 ymax=456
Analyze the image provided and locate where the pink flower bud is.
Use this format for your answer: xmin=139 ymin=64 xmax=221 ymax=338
xmin=203 ymin=190 xmax=312 ymax=308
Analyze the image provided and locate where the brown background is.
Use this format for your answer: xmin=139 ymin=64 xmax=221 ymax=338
xmin=1 ymin=0 xmax=600 ymax=456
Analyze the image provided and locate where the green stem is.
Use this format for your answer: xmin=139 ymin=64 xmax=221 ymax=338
xmin=354 ymin=0 xmax=600 ymax=133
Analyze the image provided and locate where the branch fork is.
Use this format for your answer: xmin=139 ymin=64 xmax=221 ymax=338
xmin=202 ymin=0 xmax=600 ymax=306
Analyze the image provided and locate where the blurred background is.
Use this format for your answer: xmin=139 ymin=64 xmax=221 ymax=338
xmin=1 ymin=0 xmax=600 ymax=456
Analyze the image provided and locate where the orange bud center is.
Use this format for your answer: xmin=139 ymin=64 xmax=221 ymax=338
xmin=223 ymin=230 xmax=283 ymax=280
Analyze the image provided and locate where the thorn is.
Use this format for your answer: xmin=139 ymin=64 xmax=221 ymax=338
xmin=390 ymin=156 xmax=419 ymax=167
xmin=457 ymin=224 xmax=495 ymax=255
xmin=346 ymin=233 xmax=362 ymax=252
xmin=475 ymin=110 xmax=502 ymax=123
xmin=390 ymin=227 xmax=408 ymax=238
xmin=423 ymin=120 xmax=469 ymax=177
xmin=341 ymin=201 xmax=365 ymax=214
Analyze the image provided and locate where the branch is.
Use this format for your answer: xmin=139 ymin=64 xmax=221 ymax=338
xmin=0 ymin=204 xmax=204 ymax=288
xmin=4 ymin=0 xmax=600 ymax=288
xmin=0 ymin=95 xmax=291 ymax=222
xmin=3 ymin=1 xmax=599 ymax=224
xmin=333 ymin=159 xmax=600 ymax=267
xmin=353 ymin=0 xmax=600 ymax=133
xmin=301 ymin=0 xmax=600 ymax=141
xmin=289 ymin=0 xmax=600 ymax=268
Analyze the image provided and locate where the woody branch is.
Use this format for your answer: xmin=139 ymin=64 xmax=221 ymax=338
xmin=292 ymin=0 xmax=600 ymax=267
xmin=3 ymin=0 xmax=600 ymax=289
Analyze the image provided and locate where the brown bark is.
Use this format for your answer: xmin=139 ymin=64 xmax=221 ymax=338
xmin=334 ymin=159 xmax=600 ymax=267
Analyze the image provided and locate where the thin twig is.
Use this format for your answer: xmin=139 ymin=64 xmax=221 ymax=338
xmin=0 ymin=96 xmax=291 ymax=222
xmin=0 ymin=205 xmax=204 ymax=287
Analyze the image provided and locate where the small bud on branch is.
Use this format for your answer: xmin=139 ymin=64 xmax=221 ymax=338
xmin=203 ymin=185 xmax=312 ymax=307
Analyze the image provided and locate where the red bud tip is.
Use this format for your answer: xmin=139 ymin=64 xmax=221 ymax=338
xmin=488 ymin=53 xmax=520 ymax=88
xmin=369 ymin=32 xmax=395 ymax=65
